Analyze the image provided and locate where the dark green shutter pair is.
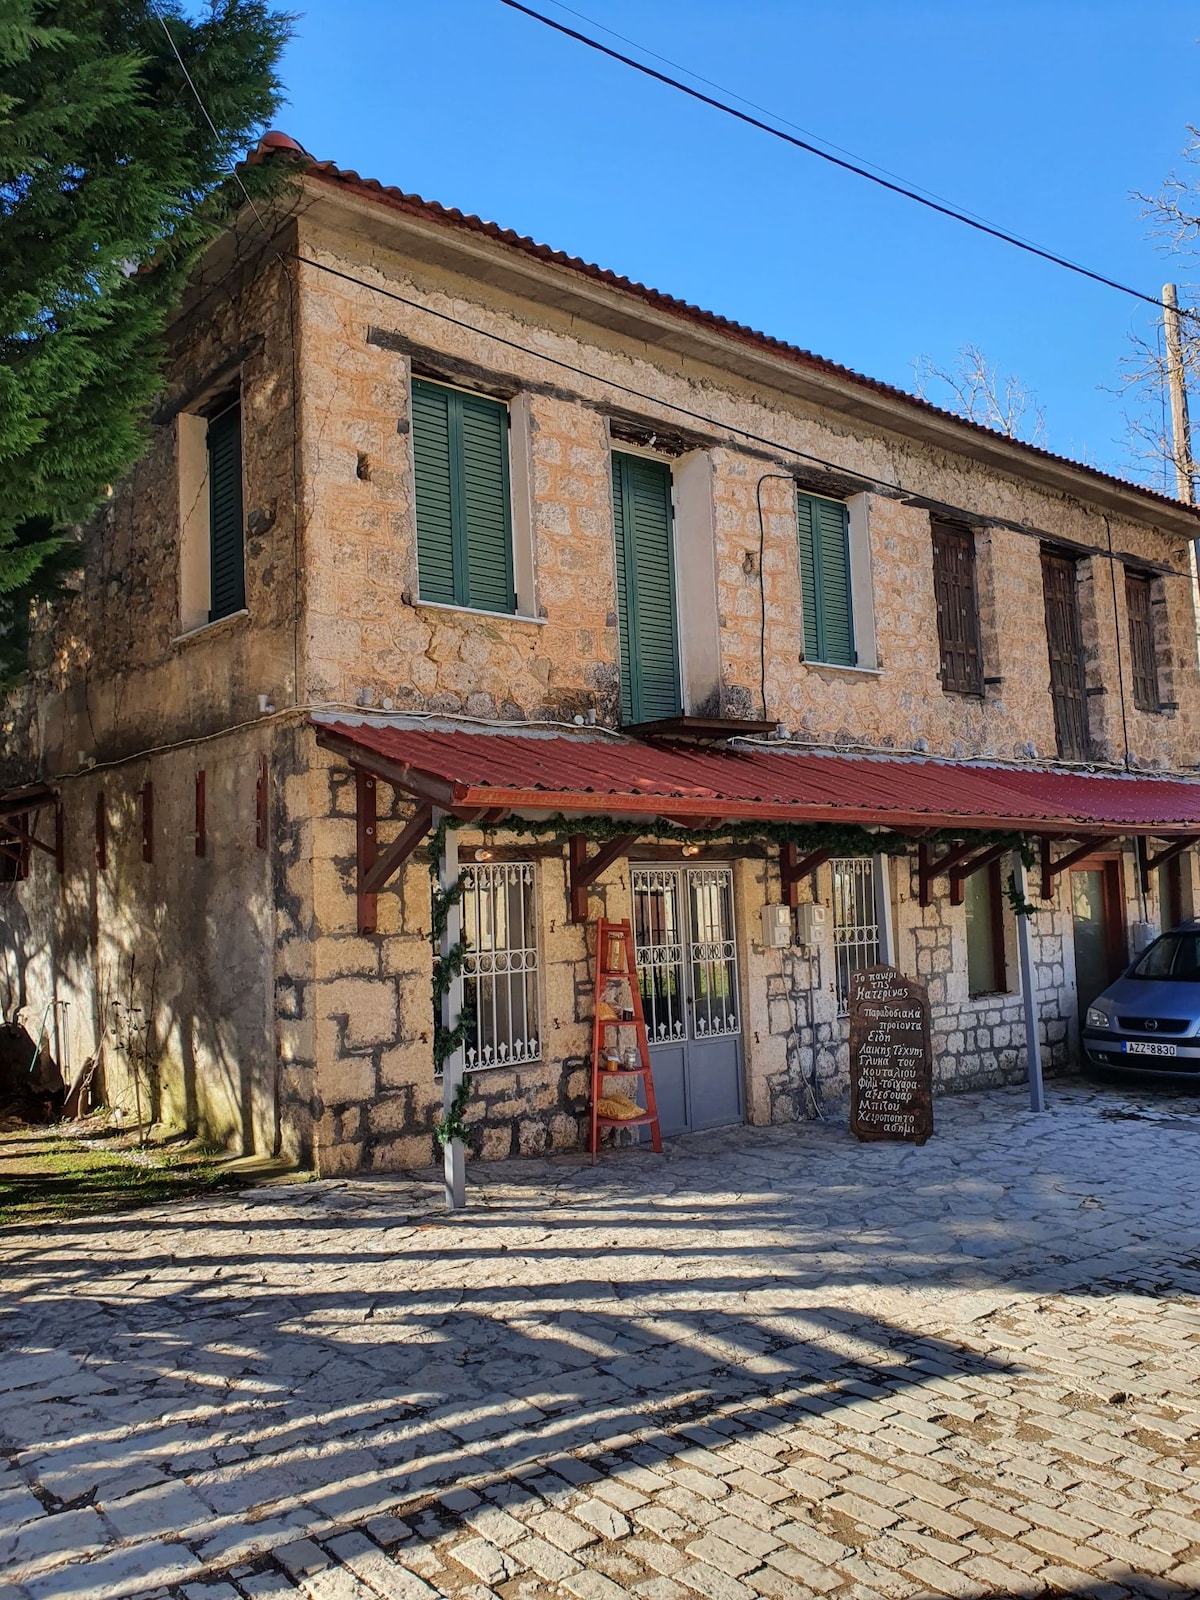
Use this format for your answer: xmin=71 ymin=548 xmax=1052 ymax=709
xmin=411 ymin=378 xmax=515 ymax=612
xmin=207 ymin=403 xmax=245 ymax=621
xmin=797 ymin=492 xmax=855 ymax=666
xmin=612 ymin=451 xmax=682 ymax=725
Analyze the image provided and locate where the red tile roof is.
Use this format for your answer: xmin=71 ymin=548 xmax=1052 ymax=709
xmin=313 ymin=720 xmax=1200 ymax=835
xmin=252 ymin=132 xmax=1200 ymax=524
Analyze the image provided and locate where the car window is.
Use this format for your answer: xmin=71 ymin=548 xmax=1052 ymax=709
xmin=1131 ymin=931 xmax=1200 ymax=979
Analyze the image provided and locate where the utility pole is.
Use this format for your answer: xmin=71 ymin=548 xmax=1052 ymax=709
xmin=1163 ymin=284 xmax=1200 ymax=669
xmin=1163 ymin=284 xmax=1194 ymax=503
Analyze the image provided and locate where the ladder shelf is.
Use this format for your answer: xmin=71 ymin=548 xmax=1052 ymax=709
xmin=588 ymin=917 xmax=663 ymax=1163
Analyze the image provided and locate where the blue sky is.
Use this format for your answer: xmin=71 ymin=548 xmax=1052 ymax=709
xmin=278 ymin=1 xmax=1200 ymax=486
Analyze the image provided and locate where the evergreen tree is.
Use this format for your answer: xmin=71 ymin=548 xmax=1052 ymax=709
xmin=0 ymin=0 xmax=294 ymax=675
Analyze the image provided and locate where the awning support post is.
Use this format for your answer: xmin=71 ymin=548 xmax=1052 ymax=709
xmin=1012 ymin=848 xmax=1045 ymax=1113
xmin=438 ymin=814 xmax=467 ymax=1210
xmin=873 ymin=854 xmax=895 ymax=965
xmin=780 ymin=844 xmax=832 ymax=910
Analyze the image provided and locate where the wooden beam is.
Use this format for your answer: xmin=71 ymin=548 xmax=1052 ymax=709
xmin=1040 ymin=835 xmax=1118 ymax=900
xmin=361 ymin=802 xmax=435 ymax=897
xmin=780 ymin=843 xmax=831 ymax=910
xmin=569 ymin=833 xmax=636 ymax=923
xmin=1141 ymin=833 xmax=1200 ymax=887
xmin=314 ymin=728 xmax=460 ymax=809
xmin=947 ymin=843 xmax=1010 ymax=906
xmin=916 ymin=839 xmax=984 ymax=907
xmin=356 ymin=766 xmax=378 ymax=935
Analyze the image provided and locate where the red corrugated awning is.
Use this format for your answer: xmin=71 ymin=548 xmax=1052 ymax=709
xmin=311 ymin=719 xmax=1200 ymax=837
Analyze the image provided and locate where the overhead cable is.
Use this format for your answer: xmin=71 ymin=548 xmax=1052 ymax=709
xmin=501 ymin=0 xmax=1195 ymax=325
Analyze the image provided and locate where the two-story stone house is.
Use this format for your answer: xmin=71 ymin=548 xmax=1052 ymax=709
xmin=5 ymin=130 xmax=1200 ymax=1174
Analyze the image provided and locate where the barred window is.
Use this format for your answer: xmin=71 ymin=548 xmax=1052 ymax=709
xmin=831 ymin=857 xmax=880 ymax=1015
xmin=460 ymin=861 xmax=540 ymax=1069
xmin=1125 ymin=570 xmax=1161 ymax=714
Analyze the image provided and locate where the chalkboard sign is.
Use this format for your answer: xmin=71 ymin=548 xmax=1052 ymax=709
xmin=848 ymin=965 xmax=933 ymax=1144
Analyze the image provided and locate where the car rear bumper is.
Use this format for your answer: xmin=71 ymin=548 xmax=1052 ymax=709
xmin=1083 ymin=1030 xmax=1200 ymax=1073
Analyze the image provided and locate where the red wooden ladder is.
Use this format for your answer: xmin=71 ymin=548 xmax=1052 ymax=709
xmin=588 ymin=917 xmax=663 ymax=1163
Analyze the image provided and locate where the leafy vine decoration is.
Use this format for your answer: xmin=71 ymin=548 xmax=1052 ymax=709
xmin=429 ymin=814 xmax=476 ymax=1148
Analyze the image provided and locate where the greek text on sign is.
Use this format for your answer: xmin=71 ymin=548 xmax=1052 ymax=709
xmin=848 ymin=964 xmax=934 ymax=1145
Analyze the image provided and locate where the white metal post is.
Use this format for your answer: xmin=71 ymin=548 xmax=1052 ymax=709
xmin=438 ymin=817 xmax=467 ymax=1208
xmin=873 ymin=853 xmax=895 ymax=967
xmin=1012 ymin=849 xmax=1045 ymax=1113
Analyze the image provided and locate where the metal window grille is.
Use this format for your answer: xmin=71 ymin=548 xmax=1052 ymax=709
xmin=631 ymin=868 xmax=686 ymax=1043
xmin=831 ymin=857 xmax=880 ymax=1015
xmin=460 ymin=861 xmax=540 ymax=1069
xmin=687 ymin=868 xmax=741 ymax=1037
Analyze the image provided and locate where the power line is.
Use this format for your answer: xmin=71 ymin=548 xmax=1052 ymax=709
xmin=501 ymin=0 xmax=1194 ymax=325
xmin=145 ymin=5 xmax=1193 ymax=522
xmin=536 ymin=0 xmax=1048 ymax=246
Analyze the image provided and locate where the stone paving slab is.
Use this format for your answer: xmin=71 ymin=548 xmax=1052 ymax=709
xmin=2 ymin=1080 xmax=1200 ymax=1599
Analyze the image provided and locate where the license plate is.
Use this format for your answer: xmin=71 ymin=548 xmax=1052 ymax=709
xmin=1124 ymin=1040 xmax=1178 ymax=1057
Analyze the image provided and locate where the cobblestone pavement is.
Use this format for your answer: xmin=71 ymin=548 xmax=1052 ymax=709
xmin=3 ymin=1080 xmax=1200 ymax=1600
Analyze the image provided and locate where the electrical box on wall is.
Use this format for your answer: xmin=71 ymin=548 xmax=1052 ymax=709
xmin=1130 ymin=921 xmax=1155 ymax=953
xmin=794 ymin=902 xmax=827 ymax=946
xmin=760 ymin=904 xmax=791 ymax=949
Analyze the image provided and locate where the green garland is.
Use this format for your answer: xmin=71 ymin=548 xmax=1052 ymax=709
xmin=434 ymin=1076 xmax=472 ymax=1148
xmin=429 ymin=815 xmax=473 ymax=1121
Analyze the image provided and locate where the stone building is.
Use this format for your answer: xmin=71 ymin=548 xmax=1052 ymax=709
xmin=4 ymin=130 xmax=1200 ymax=1174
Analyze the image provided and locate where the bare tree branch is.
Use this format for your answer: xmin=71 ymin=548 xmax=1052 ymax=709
xmin=913 ymin=343 xmax=1046 ymax=444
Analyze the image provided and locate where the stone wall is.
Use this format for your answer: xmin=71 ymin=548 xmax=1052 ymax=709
xmin=0 ymin=723 xmax=308 ymax=1159
xmin=292 ymin=210 xmax=1200 ymax=771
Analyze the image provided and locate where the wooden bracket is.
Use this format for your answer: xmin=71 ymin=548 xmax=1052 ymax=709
xmin=947 ymin=843 xmax=1010 ymax=906
xmin=1 ymin=805 xmax=61 ymax=871
xmin=255 ymin=755 xmax=269 ymax=850
xmin=194 ymin=771 xmax=206 ymax=858
xmin=569 ymin=833 xmax=636 ymax=923
xmin=917 ymin=839 xmax=983 ymax=907
xmin=1040 ymin=835 xmax=1117 ymax=901
xmin=356 ymin=768 xmax=434 ymax=935
xmin=780 ymin=844 xmax=831 ymax=910
xmin=1137 ymin=833 xmax=1200 ymax=893
xmin=362 ymin=802 xmax=435 ymax=898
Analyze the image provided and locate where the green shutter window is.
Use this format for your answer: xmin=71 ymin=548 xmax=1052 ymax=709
xmin=207 ymin=402 xmax=245 ymax=621
xmin=612 ymin=451 xmax=682 ymax=725
xmin=796 ymin=492 xmax=855 ymax=666
xmin=411 ymin=377 xmax=514 ymax=613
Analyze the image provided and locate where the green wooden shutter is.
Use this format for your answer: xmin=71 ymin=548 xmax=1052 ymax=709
xmin=796 ymin=492 xmax=854 ymax=666
xmin=612 ymin=452 xmax=681 ymax=724
xmin=411 ymin=377 xmax=514 ymax=612
xmin=207 ymin=403 xmax=245 ymax=621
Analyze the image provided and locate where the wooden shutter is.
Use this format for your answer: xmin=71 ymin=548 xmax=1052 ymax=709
xmin=931 ymin=522 xmax=983 ymax=695
xmin=207 ymin=403 xmax=245 ymax=621
xmin=411 ymin=378 xmax=514 ymax=613
xmin=796 ymin=493 xmax=855 ymax=666
xmin=612 ymin=452 xmax=682 ymax=724
xmin=1125 ymin=570 xmax=1160 ymax=713
xmin=1041 ymin=549 xmax=1090 ymax=760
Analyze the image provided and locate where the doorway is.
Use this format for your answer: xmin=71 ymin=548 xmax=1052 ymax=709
xmin=630 ymin=866 xmax=744 ymax=1135
xmin=1071 ymin=859 xmax=1126 ymax=1024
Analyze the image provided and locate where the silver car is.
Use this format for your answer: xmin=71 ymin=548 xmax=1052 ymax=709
xmin=1082 ymin=921 xmax=1200 ymax=1077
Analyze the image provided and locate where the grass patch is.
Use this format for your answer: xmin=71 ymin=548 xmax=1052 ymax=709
xmin=0 ymin=1123 xmax=246 ymax=1227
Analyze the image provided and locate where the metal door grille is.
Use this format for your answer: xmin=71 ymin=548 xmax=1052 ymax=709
xmin=832 ymin=857 xmax=880 ymax=1015
xmin=632 ymin=867 xmax=741 ymax=1041
xmin=631 ymin=868 xmax=686 ymax=1042
xmin=461 ymin=862 xmax=540 ymax=1069
xmin=687 ymin=868 xmax=740 ymax=1037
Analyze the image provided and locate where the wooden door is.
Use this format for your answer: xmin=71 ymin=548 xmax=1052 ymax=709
xmin=1071 ymin=858 xmax=1125 ymax=1023
xmin=1041 ymin=550 xmax=1090 ymax=760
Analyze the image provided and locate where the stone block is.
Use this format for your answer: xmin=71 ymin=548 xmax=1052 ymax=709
xmin=320 ymin=976 xmax=398 ymax=1048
